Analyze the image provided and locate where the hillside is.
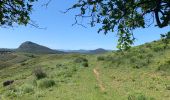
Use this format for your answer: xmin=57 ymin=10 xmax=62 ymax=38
xmin=0 ymin=39 xmax=170 ymax=99
xmin=16 ymin=41 xmax=64 ymax=54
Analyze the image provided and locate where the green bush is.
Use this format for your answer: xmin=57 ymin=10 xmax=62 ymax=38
xmin=145 ymin=43 xmax=152 ymax=48
xmin=128 ymin=93 xmax=154 ymax=100
xmin=56 ymin=64 xmax=63 ymax=68
xmin=32 ymin=79 xmax=37 ymax=86
xmin=137 ymin=95 xmax=147 ymax=100
xmin=157 ymin=61 xmax=170 ymax=71
xmin=33 ymin=67 xmax=47 ymax=79
xmin=38 ymin=79 xmax=55 ymax=89
xmin=21 ymin=62 xmax=27 ymax=66
xmin=64 ymin=71 xmax=73 ymax=77
xmin=74 ymin=57 xmax=88 ymax=67
xmin=137 ymin=54 xmax=144 ymax=59
xmin=97 ymin=56 xmax=105 ymax=61
xmin=130 ymin=57 xmax=137 ymax=63
xmin=4 ymin=90 xmax=17 ymax=98
xmin=21 ymin=84 xmax=34 ymax=94
xmin=152 ymin=46 xmax=163 ymax=52
xmin=132 ymin=61 xmax=148 ymax=69
xmin=104 ymin=56 xmax=114 ymax=61
xmin=82 ymin=62 xmax=88 ymax=67
xmin=146 ymin=53 xmax=153 ymax=58
xmin=165 ymin=84 xmax=170 ymax=90
xmin=74 ymin=57 xmax=88 ymax=63
xmin=139 ymin=49 xmax=146 ymax=53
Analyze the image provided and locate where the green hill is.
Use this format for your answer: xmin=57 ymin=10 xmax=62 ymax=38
xmin=0 ymin=39 xmax=170 ymax=100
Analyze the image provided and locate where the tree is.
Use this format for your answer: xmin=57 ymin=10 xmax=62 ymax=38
xmin=161 ymin=31 xmax=170 ymax=49
xmin=0 ymin=0 xmax=37 ymax=28
xmin=68 ymin=0 xmax=170 ymax=50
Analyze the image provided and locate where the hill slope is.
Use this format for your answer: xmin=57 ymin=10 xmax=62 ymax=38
xmin=1 ymin=39 xmax=170 ymax=99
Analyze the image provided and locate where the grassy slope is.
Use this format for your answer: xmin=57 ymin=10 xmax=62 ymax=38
xmin=1 ymin=40 xmax=170 ymax=100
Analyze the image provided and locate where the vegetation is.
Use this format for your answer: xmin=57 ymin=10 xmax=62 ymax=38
xmin=1 ymin=1 xmax=170 ymax=99
xmin=1 ymin=39 xmax=170 ymax=99
xmin=33 ymin=67 xmax=47 ymax=80
xmin=38 ymin=79 xmax=55 ymax=89
xmin=0 ymin=0 xmax=37 ymax=27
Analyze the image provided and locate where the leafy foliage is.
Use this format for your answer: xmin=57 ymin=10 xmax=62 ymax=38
xmin=70 ymin=0 xmax=170 ymax=50
xmin=161 ymin=31 xmax=170 ymax=49
xmin=0 ymin=0 xmax=37 ymax=27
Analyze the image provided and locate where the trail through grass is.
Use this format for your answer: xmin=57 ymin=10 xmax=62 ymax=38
xmin=93 ymin=67 xmax=105 ymax=92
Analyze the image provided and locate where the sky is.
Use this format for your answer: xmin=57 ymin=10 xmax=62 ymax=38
xmin=0 ymin=0 xmax=169 ymax=50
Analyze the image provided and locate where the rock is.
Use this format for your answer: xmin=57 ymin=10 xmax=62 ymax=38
xmin=3 ymin=80 xmax=14 ymax=87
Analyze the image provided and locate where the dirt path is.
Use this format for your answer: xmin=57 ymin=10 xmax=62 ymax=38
xmin=93 ymin=68 xmax=105 ymax=91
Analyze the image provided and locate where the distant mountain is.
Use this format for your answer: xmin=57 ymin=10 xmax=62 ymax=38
xmin=0 ymin=48 xmax=14 ymax=52
xmin=89 ymin=48 xmax=109 ymax=54
xmin=0 ymin=41 xmax=110 ymax=54
xmin=16 ymin=41 xmax=64 ymax=54
xmin=62 ymin=48 xmax=110 ymax=54
xmin=61 ymin=49 xmax=90 ymax=53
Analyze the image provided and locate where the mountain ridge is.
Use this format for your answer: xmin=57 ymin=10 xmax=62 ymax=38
xmin=0 ymin=41 xmax=110 ymax=54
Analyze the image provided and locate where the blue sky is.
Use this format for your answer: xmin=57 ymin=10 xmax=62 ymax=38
xmin=0 ymin=0 xmax=169 ymax=50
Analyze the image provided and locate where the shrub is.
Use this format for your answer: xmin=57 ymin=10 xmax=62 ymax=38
xmin=64 ymin=71 xmax=73 ymax=77
xmin=139 ymin=49 xmax=146 ymax=53
xmin=38 ymin=79 xmax=55 ymax=89
xmin=56 ymin=64 xmax=63 ymax=68
xmin=128 ymin=93 xmax=154 ymax=100
xmin=82 ymin=62 xmax=88 ymax=67
xmin=157 ymin=63 xmax=170 ymax=71
xmin=97 ymin=56 xmax=105 ymax=61
xmin=33 ymin=67 xmax=47 ymax=80
xmin=146 ymin=53 xmax=153 ymax=58
xmin=157 ymin=60 xmax=170 ymax=72
xmin=74 ymin=57 xmax=88 ymax=63
xmin=130 ymin=57 xmax=137 ymax=63
xmin=145 ymin=43 xmax=152 ymax=48
xmin=104 ymin=56 xmax=114 ymax=61
xmin=21 ymin=62 xmax=27 ymax=66
xmin=165 ymin=84 xmax=170 ymax=90
xmin=137 ymin=95 xmax=147 ymax=100
xmin=128 ymin=94 xmax=136 ymax=100
xmin=21 ymin=84 xmax=34 ymax=93
xmin=4 ymin=90 xmax=17 ymax=98
xmin=137 ymin=54 xmax=144 ymax=59
xmin=132 ymin=60 xmax=148 ymax=69
xmin=32 ymin=79 xmax=37 ymax=86
xmin=152 ymin=46 xmax=163 ymax=52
